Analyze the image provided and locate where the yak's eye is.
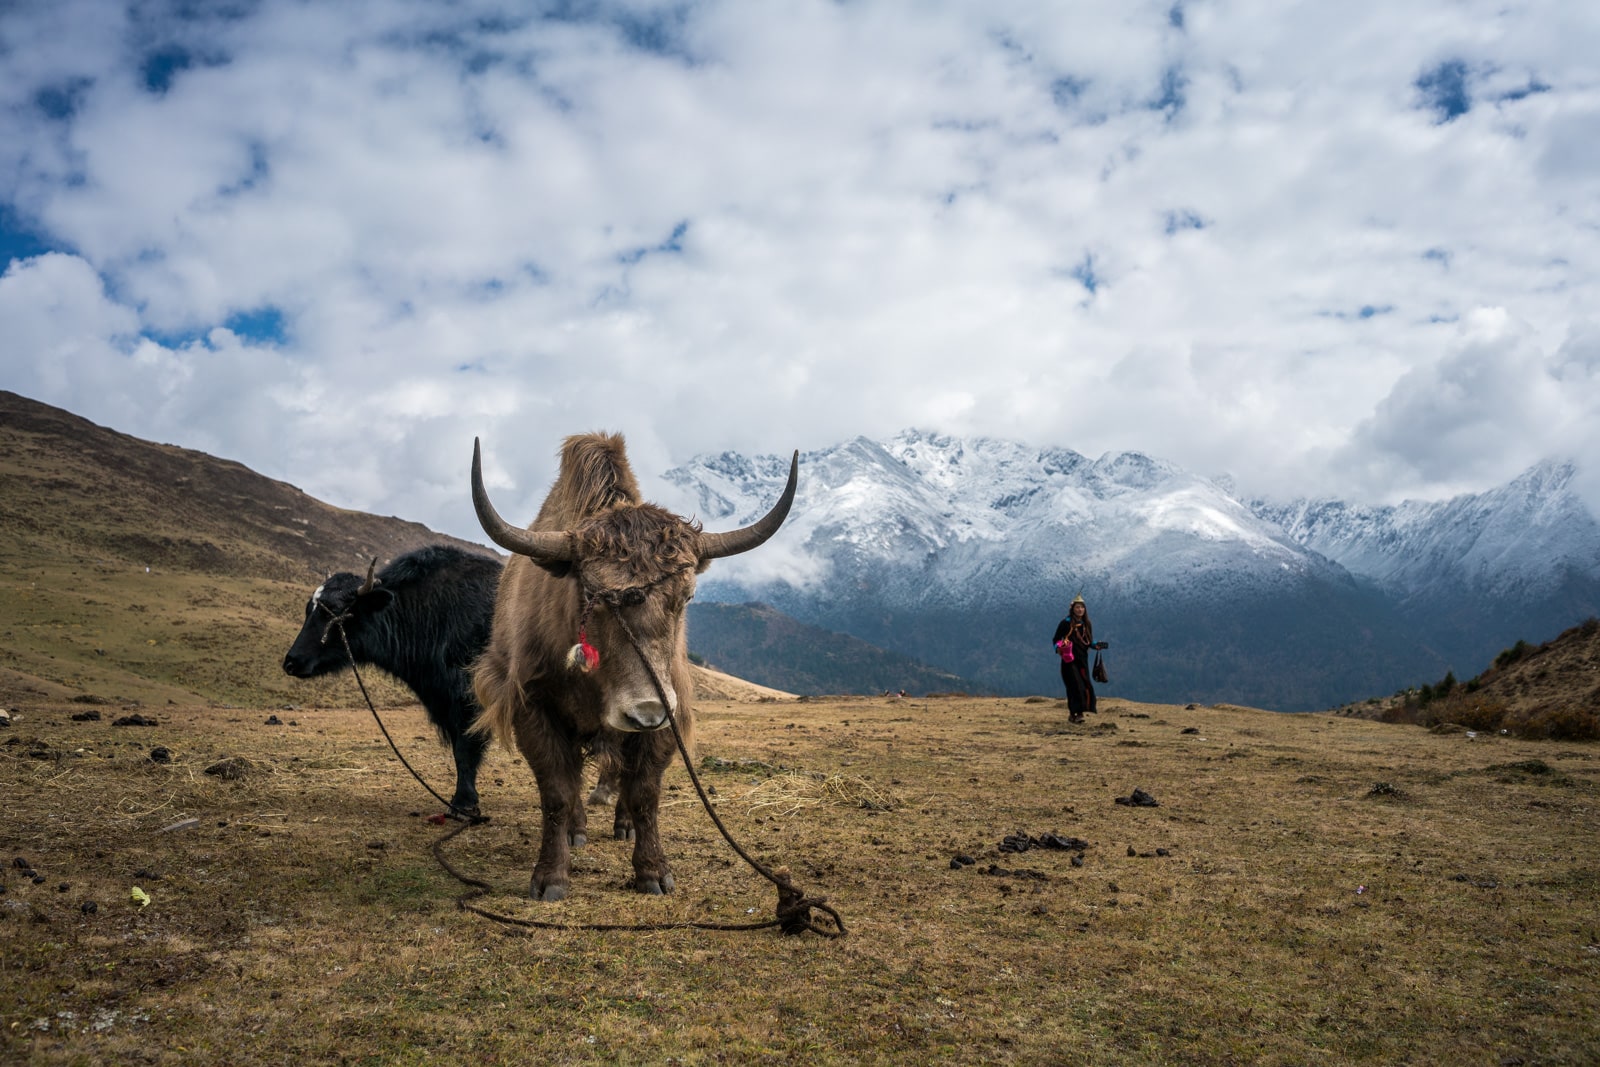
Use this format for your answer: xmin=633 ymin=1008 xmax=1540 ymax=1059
xmin=622 ymin=588 xmax=646 ymax=606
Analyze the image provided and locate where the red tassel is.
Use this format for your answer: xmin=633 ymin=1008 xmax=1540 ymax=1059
xmin=566 ymin=631 xmax=600 ymax=672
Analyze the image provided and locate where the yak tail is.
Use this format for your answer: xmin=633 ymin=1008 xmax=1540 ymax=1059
xmin=468 ymin=648 xmax=521 ymax=753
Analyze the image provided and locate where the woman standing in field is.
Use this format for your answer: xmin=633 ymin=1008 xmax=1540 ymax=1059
xmin=1053 ymin=595 xmax=1107 ymax=723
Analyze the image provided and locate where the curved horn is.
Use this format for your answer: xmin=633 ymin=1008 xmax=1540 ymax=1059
xmin=699 ymin=450 xmax=799 ymax=561
xmin=471 ymin=438 xmax=573 ymax=563
xmin=357 ymin=557 xmax=380 ymax=594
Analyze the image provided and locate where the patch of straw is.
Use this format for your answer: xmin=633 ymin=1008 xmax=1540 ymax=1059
xmin=111 ymin=792 xmax=179 ymax=819
xmin=738 ymin=772 xmax=898 ymax=817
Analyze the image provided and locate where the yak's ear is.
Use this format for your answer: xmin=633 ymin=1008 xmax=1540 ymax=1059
xmin=355 ymin=585 xmax=395 ymax=613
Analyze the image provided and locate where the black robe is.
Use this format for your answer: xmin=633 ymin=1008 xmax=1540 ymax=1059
xmin=1052 ymin=616 xmax=1096 ymax=716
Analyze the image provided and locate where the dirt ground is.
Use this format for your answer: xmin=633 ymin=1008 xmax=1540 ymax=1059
xmin=3 ymin=692 xmax=1598 ymax=1065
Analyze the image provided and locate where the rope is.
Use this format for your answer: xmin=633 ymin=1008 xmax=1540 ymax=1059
xmin=321 ymin=573 xmax=846 ymax=938
xmin=610 ymin=611 xmax=846 ymax=938
xmin=319 ymin=603 xmax=478 ymax=822
xmin=432 ymin=619 xmax=846 ymax=936
xmin=431 ymin=817 xmax=817 ymax=935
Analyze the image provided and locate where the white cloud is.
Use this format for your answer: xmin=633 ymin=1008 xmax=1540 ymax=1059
xmin=1 ymin=0 xmax=1598 ymax=543
xmin=1337 ymin=309 xmax=1600 ymax=503
xmin=0 ymin=253 xmax=143 ymax=407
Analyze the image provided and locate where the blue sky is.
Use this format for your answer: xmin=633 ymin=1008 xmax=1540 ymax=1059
xmin=2 ymin=0 xmax=1598 ymax=543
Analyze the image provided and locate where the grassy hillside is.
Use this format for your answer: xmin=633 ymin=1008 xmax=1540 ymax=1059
xmin=0 ymin=391 xmax=498 ymax=709
xmin=1333 ymin=616 xmax=1600 ymax=740
xmin=0 ymin=390 xmax=489 ymax=580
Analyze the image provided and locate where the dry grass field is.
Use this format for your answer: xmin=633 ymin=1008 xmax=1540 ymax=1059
xmin=4 ymin=392 xmax=1598 ymax=1063
xmin=4 ymin=690 xmax=1598 ymax=1065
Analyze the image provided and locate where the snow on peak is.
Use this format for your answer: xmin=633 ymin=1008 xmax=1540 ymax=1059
xmin=669 ymin=432 xmax=1598 ymax=604
xmin=668 ymin=430 xmax=1304 ymax=588
xmin=1089 ymin=451 xmax=1181 ymax=491
xmin=1250 ymin=459 xmax=1600 ymax=598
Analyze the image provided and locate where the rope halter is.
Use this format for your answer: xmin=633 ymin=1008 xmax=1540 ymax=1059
xmin=562 ymin=561 xmax=694 ymax=675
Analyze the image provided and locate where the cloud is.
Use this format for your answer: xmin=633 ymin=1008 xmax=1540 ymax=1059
xmin=0 ymin=251 xmax=312 ymax=469
xmin=1551 ymin=320 xmax=1600 ymax=513
xmin=0 ymin=254 xmax=141 ymax=397
xmin=0 ymin=0 xmax=1598 ymax=542
xmin=1337 ymin=309 xmax=1600 ymax=501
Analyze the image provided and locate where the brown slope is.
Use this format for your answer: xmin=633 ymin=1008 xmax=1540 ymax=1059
xmin=0 ymin=391 xmax=496 ymax=707
xmin=689 ymin=663 xmax=797 ymax=702
xmin=0 ymin=389 xmax=491 ymax=582
xmin=1333 ymin=615 xmax=1600 ymax=736
xmin=1470 ymin=616 xmax=1600 ymax=719
xmin=0 ymin=391 xmax=789 ymax=709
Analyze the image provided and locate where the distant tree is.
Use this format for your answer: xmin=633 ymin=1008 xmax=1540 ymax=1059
xmin=1495 ymin=640 xmax=1532 ymax=670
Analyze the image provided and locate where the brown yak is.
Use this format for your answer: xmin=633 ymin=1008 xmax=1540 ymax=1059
xmin=470 ymin=433 xmax=798 ymax=901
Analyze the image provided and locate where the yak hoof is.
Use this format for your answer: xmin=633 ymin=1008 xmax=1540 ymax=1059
xmin=533 ymin=880 xmax=568 ymax=902
xmin=635 ymin=872 xmax=675 ymax=895
xmin=569 ymin=832 xmax=587 ymax=849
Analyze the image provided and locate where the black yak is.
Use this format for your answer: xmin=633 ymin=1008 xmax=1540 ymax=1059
xmin=282 ymin=545 xmax=501 ymax=817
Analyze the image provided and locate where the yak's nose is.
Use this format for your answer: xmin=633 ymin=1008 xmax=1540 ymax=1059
xmin=282 ymin=654 xmax=304 ymax=677
xmin=622 ymin=702 xmax=670 ymax=731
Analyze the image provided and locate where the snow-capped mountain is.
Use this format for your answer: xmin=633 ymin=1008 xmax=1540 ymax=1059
xmin=667 ymin=431 xmax=1600 ymax=710
xmin=1250 ymin=460 xmax=1600 ymax=685
xmin=1251 ymin=460 xmax=1600 ymax=604
xmin=673 ymin=430 xmax=1317 ymax=593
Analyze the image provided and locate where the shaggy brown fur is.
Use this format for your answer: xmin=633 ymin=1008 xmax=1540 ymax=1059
xmin=532 ymin=432 xmax=642 ymax=528
xmin=472 ymin=433 xmax=702 ymax=900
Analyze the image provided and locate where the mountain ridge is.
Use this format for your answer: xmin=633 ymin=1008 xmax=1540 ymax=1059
xmin=0 ymin=391 xmax=952 ymax=706
xmin=7 ymin=390 xmax=1592 ymax=711
xmin=0 ymin=389 xmax=492 ymax=583
xmin=688 ymin=601 xmax=981 ymax=696
xmin=666 ymin=430 xmax=1600 ymax=709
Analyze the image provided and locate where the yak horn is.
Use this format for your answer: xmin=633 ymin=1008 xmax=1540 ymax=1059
xmin=471 ymin=438 xmax=573 ymax=563
xmin=357 ymin=557 xmax=380 ymax=594
xmin=698 ymin=450 xmax=799 ymax=561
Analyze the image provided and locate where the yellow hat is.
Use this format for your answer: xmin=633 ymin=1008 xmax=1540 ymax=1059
xmin=1070 ymin=594 xmax=1085 ymax=605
